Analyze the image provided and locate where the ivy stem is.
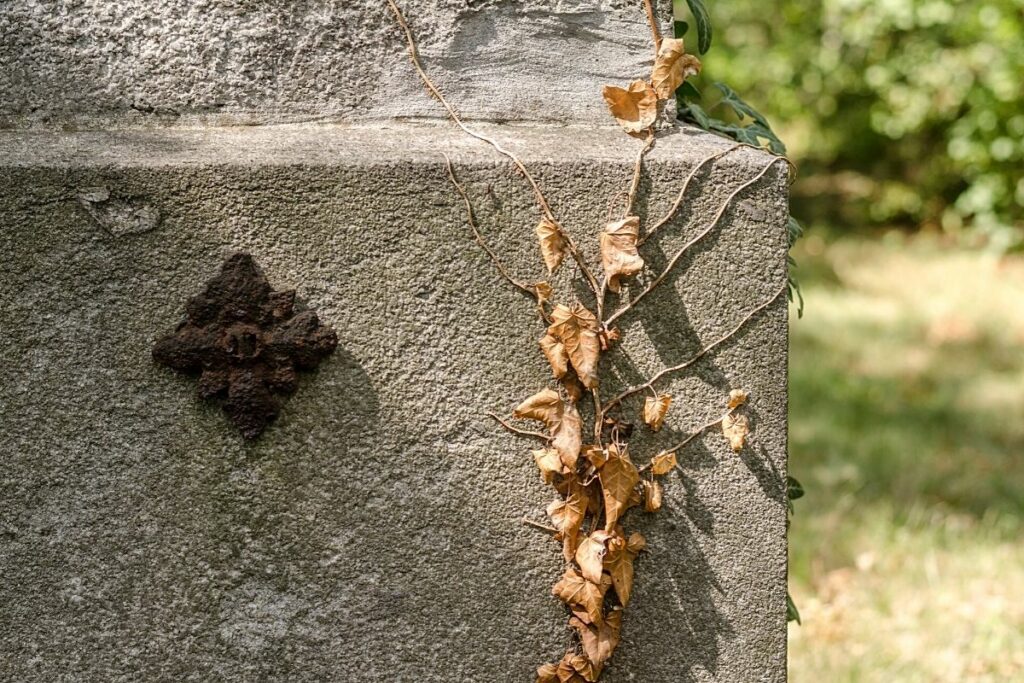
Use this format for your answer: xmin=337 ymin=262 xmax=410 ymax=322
xmin=642 ymin=0 xmax=663 ymax=55
xmin=638 ymin=143 xmax=743 ymax=246
xmin=444 ymin=153 xmax=539 ymax=302
xmin=625 ymin=131 xmax=656 ymax=218
xmin=603 ymin=281 xmax=786 ymax=411
xmin=522 ymin=517 xmax=560 ymax=535
xmin=487 ymin=412 xmax=551 ymax=443
xmin=386 ymin=0 xmax=600 ymax=301
xmin=605 ymin=157 xmax=785 ymax=328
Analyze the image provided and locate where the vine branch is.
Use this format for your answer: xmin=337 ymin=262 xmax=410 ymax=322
xmin=661 ymin=407 xmax=737 ymax=460
xmin=642 ymin=0 xmax=663 ymax=55
xmin=487 ymin=412 xmax=551 ymax=442
xmin=638 ymin=143 xmax=743 ymax=246
xmin=386 ymin=0 xmax=600 ymax=301
xmin=604 ymin=281 xmax=787 ymax=412
xmin=605 ymin=157 xmax=785 ymax=327
xmin=443 ymin=153 xmax=539 ymax=302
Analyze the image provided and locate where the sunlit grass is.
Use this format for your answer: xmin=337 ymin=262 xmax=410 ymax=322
xmin=787 ymin=232 xmax=1024 ymax=682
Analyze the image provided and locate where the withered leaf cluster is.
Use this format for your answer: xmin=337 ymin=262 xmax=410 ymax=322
xmin=603 ymin=38 xmax=702 ymax=135
xmin=516 ymin=333 xmax=681 ymax=681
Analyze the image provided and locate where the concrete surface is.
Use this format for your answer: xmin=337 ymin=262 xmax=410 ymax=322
xmin=0 ymin=0 xmax=673 ymax=129
xmin=0 ymin=122 xmax=789 ymax=681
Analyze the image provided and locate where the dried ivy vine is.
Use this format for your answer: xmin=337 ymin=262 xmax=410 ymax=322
xmin=387 ymin=1 xmax=789 ymax=680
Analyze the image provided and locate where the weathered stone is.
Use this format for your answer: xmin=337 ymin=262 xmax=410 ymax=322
xmin=0 ymin=123 xmax=788 ymax=681
xmin=0 ymin=0 xmax=672 ymax=129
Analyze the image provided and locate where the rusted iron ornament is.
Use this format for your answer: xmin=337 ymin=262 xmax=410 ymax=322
xmin=153 ymin=253 xmax=337 ymax=439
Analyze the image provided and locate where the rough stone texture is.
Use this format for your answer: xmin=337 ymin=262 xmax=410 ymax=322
xmin=0 ymin=0 xmax=672 ymax=129
xmin=0 ymin=122 xmax=788 ymax=681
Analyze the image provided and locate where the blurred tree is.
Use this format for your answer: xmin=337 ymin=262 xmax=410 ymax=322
xmin=678 ymin=0 xmax=1024 ymax=246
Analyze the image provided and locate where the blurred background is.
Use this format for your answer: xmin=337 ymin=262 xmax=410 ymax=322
xmin=676 ymin=1 xmax=1024 ymax=680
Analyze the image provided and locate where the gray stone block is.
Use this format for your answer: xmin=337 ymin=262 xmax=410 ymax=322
xmin=0 ymin=0 xmax=673 ymax=129
xmin=0 ymin=122 xmax=788 ymax=681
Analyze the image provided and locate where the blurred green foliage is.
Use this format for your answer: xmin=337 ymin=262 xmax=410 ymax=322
xmin=676 ymin=1 xmax=1024 ymax=246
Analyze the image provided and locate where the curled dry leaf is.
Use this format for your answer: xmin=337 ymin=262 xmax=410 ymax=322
xmin=642 ymin=479 xmax=663 ymax=512
xmin=650 ymin=38 xmax=702 ymax=100
xmin=547 ymin=304 xmax=601 ymax=389
xmin=722 ymin=412 xmax=750 ymax=452
xmin=535 ymin=281 xmax=554 ymax=307
xmin=552 ymin=567 xmax=612 ymax=626
xmin=598 ymin=326 xmax=620 ymax=351
xmin=600 ymin=216 xmax=645 ymax=293
xmin=604 ymin=529 xmax=645 ymax=606
xmin=626 ymin=531 xmax=646 ymax=554
xmin=533 ymin=447 xmax=566 ymax=483
xmin=727 ymin=388 xmax=749 ymax=409
xmin=649 ymin=450 xmax=678 ymax=476
xmin=575 ymin=530 xmax=612 ymax=584
xmin=598 ymin=444 xmax=639 ymax=531
xmin=583 ymin=444 xmax=608 ymax=469
xmin=557 ymin=653 xmax=603 ymax=683
xmin=642 ymin=393 xmax=672 ymax=431
xmin=562 ymin=370 xmax=585 ymax=404
xmin=552 ymin=401 xmax=583 ymax=469
xmin=569 ymin=610 xmax=623 ymax=667
xmin=536 ymin=218 xmax=568 ymax=273
xmin=536 ymin=663 xmax=559 ymax=683
xmin=539 ymin=333 xmax=569 ymax=379
xmin=602 ymin=80 xmax=658 ymax=135
xmin=548 ymin=478 xmax=589 ymax=561
xmin=514 ymin=388 xmax=582 ymax=469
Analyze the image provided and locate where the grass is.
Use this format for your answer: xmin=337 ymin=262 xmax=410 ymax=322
xmin=787 ymin=231 xmax=1024 ymax=682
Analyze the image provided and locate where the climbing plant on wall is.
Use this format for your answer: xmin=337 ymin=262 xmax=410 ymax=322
xmin=386 ymin=0 xmax=794 ymax=679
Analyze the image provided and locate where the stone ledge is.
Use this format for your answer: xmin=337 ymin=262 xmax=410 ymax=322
xmin=0 ymin=121 xmax=772 ymax=170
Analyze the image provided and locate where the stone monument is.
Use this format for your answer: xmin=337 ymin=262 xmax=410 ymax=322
xmin=0 ymin=1 xmax=788 ymax=680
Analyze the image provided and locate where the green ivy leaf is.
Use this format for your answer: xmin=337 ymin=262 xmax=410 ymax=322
xmin=787 ymin=216 xmax=804 ymax=248
xmin=673 ymin=19 xmax=689 ymax=40
xmin=685 ymin=0 xmax=713 ymax=54
xmin=787 ymin=475 xmax=805 ymax=501
xmin=678 ymin=81 xmax=701 ymax=101
xmin=713 ymin=82 xmax=770 ymax=128
xmin=787 ymin=592 xmax=802 ymax=624
xmin=682 ymin=102 xmax=712 ymax=130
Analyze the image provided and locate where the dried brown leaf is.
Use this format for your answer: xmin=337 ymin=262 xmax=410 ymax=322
xmin=562 ymin=370 xmax=585 ymax=404
xmin=727 ymin=388 xmax=749 ymax=409
xmin=536 ymin=218 xmax=567 ymax=273
xmin=537 ymin=662 xmax=560 ymax=683
xmin=643 ymin=479 xmax=663 ymax=512
xmin=626 ymin=531 xmax=646 ymax=554
xmin=603 ymin=536 xmax=635 ymax=606
xmin=582 ymin=444 xmax=608 ymax=469
xmin=514 ymin=388 xmax=562 ymax=426
xmin=533 ymin=447 xmax=566 ymax=483
xmin=600 ymin=216 xmax=645 ymax=292
xmin=539 ymin=333 xmax=569 ymax=379
xmin=602 ymin=80 xmax=658 ymax=135
xmin=548 ymin=478 xmax=589 ymax=561
xmin=722 ymin=412 xmax=749 ymax=452
xmin=650 ymin=38 xmax=702 ymax=100
xmin=569 ymin=610 xmax=623 ymax=667
xmin=514 ymin=388 xmax=581 ymax=469
xmin=575 ymin=530 xmax=612 ymax=584
xmin=548 ymin=304 xmax=601 ymax=389
xmin=649 ymin=451 xmax=677 ymax=476
xmin=556 ymin=653 xmax=602 ymax=683
xmin=599 ymin=444 xmax=640 ymax=531
xmin=552 ymin=401 xmax=582 ymax=470
xmin=642 ymin=393 xmax=672 ymax=431
xmin=552 ymin=568 xmax=611 ymax=626
xmin=535 ymin=281 xmax=554 ymax=306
